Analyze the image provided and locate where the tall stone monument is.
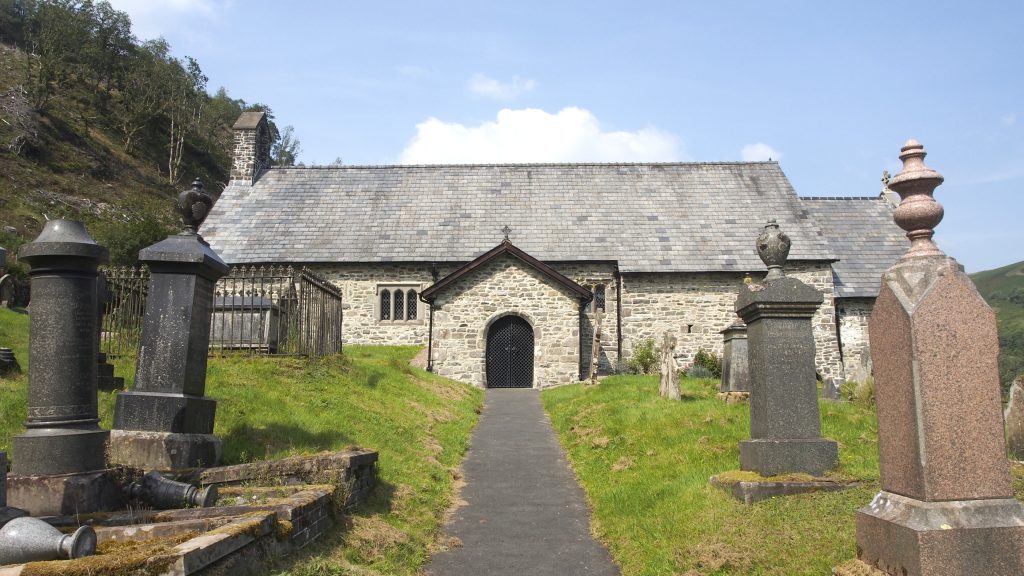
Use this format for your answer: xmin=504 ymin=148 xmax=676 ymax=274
xmin=735 ymin=220 xmax=838 ymax=476
xmin=850 ymin=141 xmax=1024 ymax=575
xmin=110 ymin=179 xmax=229 ymax=470
xmin=13 ymin=220 xmax=109 ymax=475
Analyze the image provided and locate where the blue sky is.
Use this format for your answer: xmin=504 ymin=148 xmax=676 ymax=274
xmin=108 ymin=0 xmax=1022 ymax=272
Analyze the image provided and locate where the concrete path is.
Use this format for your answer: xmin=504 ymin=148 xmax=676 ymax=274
xmin=428 ymin=389 xmax=620 ymax=576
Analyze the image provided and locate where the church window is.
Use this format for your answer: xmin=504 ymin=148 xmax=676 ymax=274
xmin=378 ymin=284 xmax=421 ymax=322
xmin=594 ymin=284 xmax=606 ymax=312
xmin=394 ymin=289 xmax=405 ymax=319
xmin=407 ymin=290 xmax=418 ymax=320
xmin=380 ymin=290 xmax=391 ymax=320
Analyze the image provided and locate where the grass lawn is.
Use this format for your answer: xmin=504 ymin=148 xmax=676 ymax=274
xmin=542 ymin=375 xmax=882 ymax=576
xmin=0 ymin=308 xmax=483 ymax=575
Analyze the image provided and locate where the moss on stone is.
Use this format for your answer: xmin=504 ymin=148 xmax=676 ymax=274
xmin=712 ymin=469 xmax=855 ymax=485
xmin=20 ymin=531 xmax=196 ymax=576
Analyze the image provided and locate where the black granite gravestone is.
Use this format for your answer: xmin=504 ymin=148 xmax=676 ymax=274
xmin=111 ymin=180 xmax=229 ymax=469
xmin=13 ymin=220 xmax=108 ymax=475
xmin=735 ymin=221 xmax=838 ymax=476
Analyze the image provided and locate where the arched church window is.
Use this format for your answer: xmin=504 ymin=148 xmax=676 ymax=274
xmin=407 ymin=290 xmax=418 ymax=320
xmin=394 ymin=289 xmax=405 ymax=320
xmin=594 ymin=284 xmax=606 ymax=312
xmin=380 ymin=290 xmax=391 ymax=320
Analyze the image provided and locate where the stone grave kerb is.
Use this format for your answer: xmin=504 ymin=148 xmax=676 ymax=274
xmin=847 ymin=140 xmax=1024 ymax=575
xmin=111 ymin=179 xmax=228 ymax=470
xmin=734 ymin=220 xmax=838 ymax=477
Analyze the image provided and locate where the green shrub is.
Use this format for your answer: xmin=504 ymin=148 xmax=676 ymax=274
xmin=692 ymin=348 xmax=722 ymax=379
xmin=627 ymin=337 xmax=658 ymax=374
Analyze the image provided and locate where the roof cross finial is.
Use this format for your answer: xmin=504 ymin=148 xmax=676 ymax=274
xmin=501 ymin=225 xmax=512 ymax=242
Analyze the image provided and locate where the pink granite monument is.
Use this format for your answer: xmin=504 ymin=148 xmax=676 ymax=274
xmin=850 ymin=140 xmax=1024 ymax=575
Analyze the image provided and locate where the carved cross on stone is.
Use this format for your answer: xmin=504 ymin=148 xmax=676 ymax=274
xmin=501 ymin=225 xmax=512 ymax=242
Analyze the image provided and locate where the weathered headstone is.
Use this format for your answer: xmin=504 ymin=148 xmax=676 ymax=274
xmin=12 ymin=220 xmax=109 ymax=475
xmin=659 ymin=332 xmax=680 ymax=400
xmin=849 ymin=141 xmax=1024 ymax=575
xmin=719 ymin=320 xmax=749 ymax=393
xmin=1006 ymin=376 xmax=1024 ymax=461
xmin=735 ymin=220 xmax=838 ymax=476
xmin=110 ymin=180 xmax=229 ymax=470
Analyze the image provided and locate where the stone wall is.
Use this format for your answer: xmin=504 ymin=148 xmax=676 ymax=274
xmin=431 ymin=255 xmax=583 ymax=387
xmin=619 ymin=262 xmax=845 ymax=382
xmin=836 ymin=297 xmax=874 ymax=383
xmin=313 ymin=262 xmax=455 ymax=346
xmin=307 ymin=260 xmax=856 ymax=387
xmin=551 ymin=263 xmax=618 ymax=374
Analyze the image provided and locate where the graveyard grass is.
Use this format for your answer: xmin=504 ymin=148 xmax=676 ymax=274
xmin=0 ymin=308 xmax=483 ymax=575
xmin=541 ymin=375 xmax=1024 ymax=576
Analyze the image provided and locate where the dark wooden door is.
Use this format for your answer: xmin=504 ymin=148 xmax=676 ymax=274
xmin=486 ymin=316 xmax=534 ymax=388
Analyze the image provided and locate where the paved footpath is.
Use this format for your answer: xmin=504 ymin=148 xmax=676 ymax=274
xmin=428 ymin=389 xmax=620 ymax=576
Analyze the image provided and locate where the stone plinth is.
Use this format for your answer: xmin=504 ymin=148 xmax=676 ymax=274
xmin=735 ymin=269 xmax=838 ymax=477
xmin=849 ymin=140 xmax=1024 ymax=576
xmin=14 ymin=220 xmax=108 ymax=476
xmin=6 ymin=469 xmax=126 ymax=516
xmin=112 ymin=230 xmax=228 ymax=469
xmin=719 ymin=321 xmax=749 ymax=393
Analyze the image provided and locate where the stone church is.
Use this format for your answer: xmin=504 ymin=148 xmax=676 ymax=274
xmin=201 ymin=111 xmax=907 ymax=389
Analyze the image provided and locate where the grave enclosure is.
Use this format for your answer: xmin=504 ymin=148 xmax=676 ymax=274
xmin=0 ymin=181 xmax=377 ymax=574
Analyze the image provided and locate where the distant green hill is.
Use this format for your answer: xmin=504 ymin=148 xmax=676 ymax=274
xmin=971 ymin=260 xmax=1024 ymax=394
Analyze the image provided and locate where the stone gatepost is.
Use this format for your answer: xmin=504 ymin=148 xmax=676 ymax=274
xmin=735 ymin=220 xmax=838 ymax=476
xmin=110 ymin=180 xmax=229 ymax=470
xmin=719 ymin=321 xmax=749 ymax=393
xmin=13 ymin=220 xmax=109 ymax=475
xmin=849 ymin=141 xmax=1024 ymax=575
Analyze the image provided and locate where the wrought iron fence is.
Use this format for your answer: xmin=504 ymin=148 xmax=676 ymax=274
xmin=99 ymin=266 xmax=150 ymax=358
xmin=210 ymin=265 xmax=343 ymax=357
xmin=100 ymin=265 xmax=343 ymax=359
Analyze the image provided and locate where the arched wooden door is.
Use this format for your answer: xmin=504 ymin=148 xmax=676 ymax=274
xmin=486 ymin=316 xmax=534 ymax=388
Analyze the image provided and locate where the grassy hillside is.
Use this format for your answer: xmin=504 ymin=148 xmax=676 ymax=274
xmin=0 ymin=308 xmax=483 ymax=575
xmin=971 ymin=260 xmax=1024 ymax=393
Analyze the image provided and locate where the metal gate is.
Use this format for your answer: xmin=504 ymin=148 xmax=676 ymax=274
xmin=486 ymin=315 xmax=534 ymax=388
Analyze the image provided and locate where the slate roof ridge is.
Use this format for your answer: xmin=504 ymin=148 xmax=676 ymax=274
xmin=266 ymin=160 xmax=780 ymax=170
xmin=802 ymin=195 xmax=885 ymax=201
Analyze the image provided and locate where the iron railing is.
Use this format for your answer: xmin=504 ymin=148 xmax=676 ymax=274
xmin=99 ymin=266 xmax=150 ymax=358
xmin=99 ymin=265 xmax=343 ymax=359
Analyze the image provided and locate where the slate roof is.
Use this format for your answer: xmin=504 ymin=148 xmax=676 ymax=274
xmin=202 ymin=162 xmax=837 ymax=274
xmin=799 ymin=195 xmax=908 ymax=298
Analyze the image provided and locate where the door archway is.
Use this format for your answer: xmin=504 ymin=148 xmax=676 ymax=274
xmin=486 ymin=315 xmax=534 ymax=388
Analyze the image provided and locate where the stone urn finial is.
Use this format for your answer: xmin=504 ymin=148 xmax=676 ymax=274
xmin=177 ymin=178 xmax=213 ymax=235
xmin=887 ymin=139 xmax=945 ymax=259
xmin=756 ymin=219 xmax=790 ymax=281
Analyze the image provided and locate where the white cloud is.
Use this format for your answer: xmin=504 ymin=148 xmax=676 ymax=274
xmin=399 ymin=107 xmax=684 ymax=164
xmin=106 ymin=0 xmax=226 ymax=40
xmin=741 ymin=142 xmax=782 ymax=162
xmin=466 ymin=74 xmax=537 ymax=100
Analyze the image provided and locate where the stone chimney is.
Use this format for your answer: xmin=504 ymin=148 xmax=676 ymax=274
xmin=230 ymin=111 xmax=271 ymax=184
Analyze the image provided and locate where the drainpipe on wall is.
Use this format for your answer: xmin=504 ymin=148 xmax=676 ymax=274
xmin=614 ymin=265 xmax=623 ymax=364
xmin=421 ymin=263 xmax=440 ymax=373
xmin=578 ymin=300 xmax=585 ymax=381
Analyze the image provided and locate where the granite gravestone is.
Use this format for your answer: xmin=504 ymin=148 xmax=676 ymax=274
xmin=719 ymin=321 xmax=749 ymax=393
xmin=12 ymin=220 xmax=109 ymax=475
xmin=735 ymin=220 xmax=838 ymax=476
xmin=110 ymin=180 xmax=229 ymax=470
xmin=849 ymin=141 xmax=1024 ymax=576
